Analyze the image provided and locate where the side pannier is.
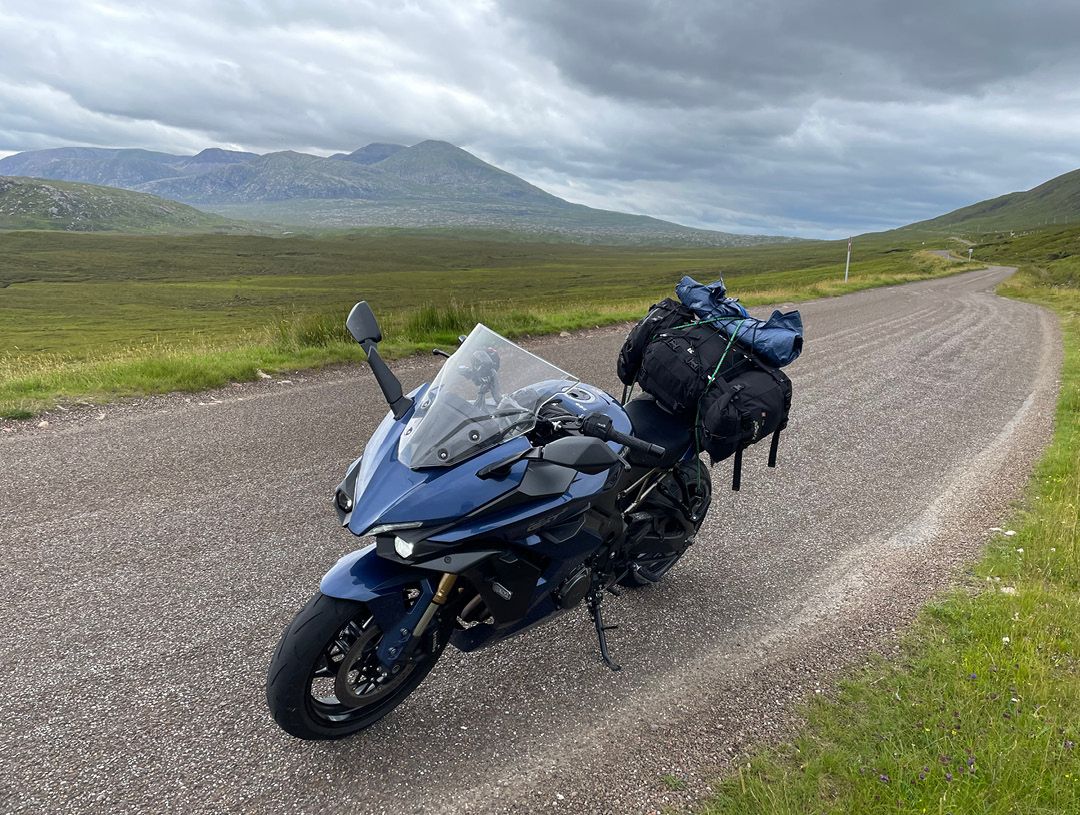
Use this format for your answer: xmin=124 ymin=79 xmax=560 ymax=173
xmin=696 ymin=365 xmax=791 ymax=490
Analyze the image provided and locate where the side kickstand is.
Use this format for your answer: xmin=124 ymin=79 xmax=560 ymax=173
xmin=587 ymin=592 xmax=622 ymax=671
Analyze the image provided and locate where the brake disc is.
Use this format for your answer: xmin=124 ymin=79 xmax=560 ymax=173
xmin=333 ymin=625 xmax=415 ymax=708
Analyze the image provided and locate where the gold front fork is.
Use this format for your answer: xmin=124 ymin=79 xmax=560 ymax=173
xmin=413 ymin=572 xmax=458 ymax=637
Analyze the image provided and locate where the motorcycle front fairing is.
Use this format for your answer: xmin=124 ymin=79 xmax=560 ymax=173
xmin=319 ymin=405 xmax=599 ymax=619
xmin=342 ymin=384 xmax=535 ymax=536
xmin=321 ymin=385 xmax=531 ymax=619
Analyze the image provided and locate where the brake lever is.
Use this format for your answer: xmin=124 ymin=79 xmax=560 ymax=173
xmin=549 ymin=416 xmax=583 ymax=433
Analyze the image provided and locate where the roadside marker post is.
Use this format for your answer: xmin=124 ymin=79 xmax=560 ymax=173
xmin=844 ymin=237 xmax=852 ymax=283
xmin=969 ymin=248 xmax=973 ymax=260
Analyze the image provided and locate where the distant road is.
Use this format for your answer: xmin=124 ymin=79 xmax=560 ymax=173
xmin=0 ymin=266 xmax=1061 ymax=814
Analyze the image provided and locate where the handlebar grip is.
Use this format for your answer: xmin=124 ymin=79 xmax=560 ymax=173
xmin=609 ymin=428 xmax=666 ymax=461
xmin=580 ymin=411 xmax=666 ymax=461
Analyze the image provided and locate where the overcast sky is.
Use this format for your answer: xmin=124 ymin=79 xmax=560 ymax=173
xmin=2 ymin=0 xmax=1078 ymax=238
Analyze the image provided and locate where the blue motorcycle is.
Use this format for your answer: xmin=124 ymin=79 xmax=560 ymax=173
xmin=267 ymin=302 xmax=712 ymax=739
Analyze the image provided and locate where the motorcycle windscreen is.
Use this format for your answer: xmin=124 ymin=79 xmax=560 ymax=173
xmin=398 ymin=324 xmax=578 ymax=469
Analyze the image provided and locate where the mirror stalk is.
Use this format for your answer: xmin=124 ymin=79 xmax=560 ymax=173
xmin=346 ymin=302 xmax=412 ymax=420
xmin=362 ymin=340 xmax=412 ymax=420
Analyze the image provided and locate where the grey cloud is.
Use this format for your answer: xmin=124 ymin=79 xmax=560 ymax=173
xmin=1 ymin=0 xmax=1078 ymax=237
xmin=505 ymin=0 xmax=1080 ymax=105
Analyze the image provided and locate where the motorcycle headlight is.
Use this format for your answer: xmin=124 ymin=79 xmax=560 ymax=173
xmin=334 ymin=488 xmax=353 ymax=512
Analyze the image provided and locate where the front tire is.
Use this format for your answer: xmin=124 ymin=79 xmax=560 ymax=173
xmin=266 ymin=591 xmax=445 ymax=740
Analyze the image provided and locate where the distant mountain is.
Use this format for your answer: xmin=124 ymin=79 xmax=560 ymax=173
xmin=0 ymin=141 xmax=589 ymax=207
xmin=183 ymin=147 xmax=260 ymax=167
xmin=0 ymin=141 xmax=789 ymax=245
xmin=902 ymin=168 xmax=1080 ymax=233
xmin=330 ymin=143 xmax=406 ymax=164
xmin=0 ymin=176 xmax=235 ymax=233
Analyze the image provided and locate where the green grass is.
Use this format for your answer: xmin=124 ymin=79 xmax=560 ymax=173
xmin=0 ymin=230 xmax=975 ymax=417
xmin=701 ymin=228 xmax=1080 ymax=815
xmin=662 ymin=774 xmax=690 ymax=792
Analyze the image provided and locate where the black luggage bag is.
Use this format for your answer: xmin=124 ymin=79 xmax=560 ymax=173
xmin=616 ymin=298 xmax=695 ymax=386
xmin=618 ymin=305 xmax=793 ymax=490
xmin=634 ymin=320 xmax=759 ymax=418
xmin=695 ymin=365 xmax=791 ymax=489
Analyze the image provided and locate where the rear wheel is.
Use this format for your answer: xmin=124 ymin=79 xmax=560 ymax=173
xmin=618 ymin=461 xmax=711 ymax=589
xmin=266 ymin=591 xmax=447 ymax=740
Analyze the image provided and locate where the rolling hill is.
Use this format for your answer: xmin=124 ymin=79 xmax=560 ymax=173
xmin=901 ymin=167 xmax=1080 ymax=233
xmin=0 ymin=141 xmax=786 ymax=245
xmin=0 ymin=176 xmax=237 ymax=233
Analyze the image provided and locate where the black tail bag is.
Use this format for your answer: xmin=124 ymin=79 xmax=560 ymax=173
xmin=618 ymin=310 xmax=792 ymax=490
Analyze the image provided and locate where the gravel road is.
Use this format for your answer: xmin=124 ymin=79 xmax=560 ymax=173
xmin=0 ymin=266 xmax=1061 ymax=814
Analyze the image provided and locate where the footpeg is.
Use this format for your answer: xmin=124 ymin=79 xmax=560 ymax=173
xmin=629 ymin=562 xmax=663 ymax=584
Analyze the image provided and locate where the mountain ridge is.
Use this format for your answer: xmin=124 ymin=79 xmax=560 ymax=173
xmin=0 ymin=141 xmax=788 ymax=245
xmin=0 ymin=176 xmax=237 ymax=233
xmin=900 ymin=167 xmax=1080 ymax=233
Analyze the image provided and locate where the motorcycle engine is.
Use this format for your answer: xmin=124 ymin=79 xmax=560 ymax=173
xmin=554 ymin=565 xmax=591 ymax=609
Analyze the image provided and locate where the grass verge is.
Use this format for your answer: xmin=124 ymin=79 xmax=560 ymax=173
xmin=1 ymin=240 xmax=974 ymax=418
xmin=700 ymin=255 xmax=1079 ymax=813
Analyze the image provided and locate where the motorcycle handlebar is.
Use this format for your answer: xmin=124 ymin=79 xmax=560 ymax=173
xmin=611 ymin=428 xmax=666 ymax=460
xmin=580 ymin=412 xmax=666 ymax=462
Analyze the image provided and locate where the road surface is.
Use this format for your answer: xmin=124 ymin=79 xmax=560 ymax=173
xmin=0 ymin=266 xmax=1061 ymax=814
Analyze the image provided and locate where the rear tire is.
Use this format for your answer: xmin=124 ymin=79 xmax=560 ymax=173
xmin=266 ymin=591 xmax=446 ymax=740
xmin=618 ymin=461 xmax=711 ymax=589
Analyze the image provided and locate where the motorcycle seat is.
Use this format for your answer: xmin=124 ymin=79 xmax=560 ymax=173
xmin=622 ymin=396 xmax=691 ymax=468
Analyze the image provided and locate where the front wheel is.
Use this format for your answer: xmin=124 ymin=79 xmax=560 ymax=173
xmin=266 ymin=592 xmax=446 ymax=740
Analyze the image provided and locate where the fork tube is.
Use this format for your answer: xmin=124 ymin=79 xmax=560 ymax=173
xmin=412 ymin=573 xmax=458 ymax=637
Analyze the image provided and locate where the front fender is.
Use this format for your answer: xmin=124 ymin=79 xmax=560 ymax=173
xmin=320 ymin=543 xmax=425 ymax=639
xmin=320 ymin=543 xmax=418 ymax=603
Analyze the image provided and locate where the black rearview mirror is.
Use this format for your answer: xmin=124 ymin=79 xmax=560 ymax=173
xmin=540 ymin=436 xmax=622 ymax=475
xmin=346 ymin=301 xmax=382 ymax=346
